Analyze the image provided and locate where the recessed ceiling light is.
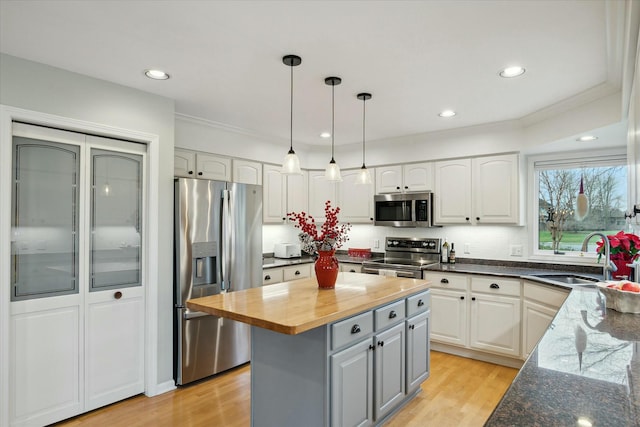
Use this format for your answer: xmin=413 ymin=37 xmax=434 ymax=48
xmin=144 ymin=69 xmax=170 ymax=80
xmin=499 ymin=66 xmax=525 ymax=78
xmin=439 ymin=110 xmax=456 ymax=118
xmin=320 ymin=132 xmax=331 ymax=138
xmin=577 ymin=135 xmax=598 ymax=142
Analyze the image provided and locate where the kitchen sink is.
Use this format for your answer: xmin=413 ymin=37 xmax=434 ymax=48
xmin=530 ymin=274 xmax=600 ymax=285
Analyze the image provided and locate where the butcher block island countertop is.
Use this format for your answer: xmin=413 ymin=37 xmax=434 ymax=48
xmin=186 ymin=272 xmax=430 ymax=335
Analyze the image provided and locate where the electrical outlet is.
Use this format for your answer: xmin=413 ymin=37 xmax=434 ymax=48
xmin=464 ymin=243 xmax=471 ymax=254
xmin=509 ymin=244 xmax=523 ymax=257
xmin=373 ymin=239 xmax=380 ymax=249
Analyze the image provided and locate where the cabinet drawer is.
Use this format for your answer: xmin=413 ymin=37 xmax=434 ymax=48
xmin=332 ymin=311 xmax=374 ymax=350
xmin=471 ymin=276 xmax=521 ymax=297
xmin=524 ymin=282 xmax=568 ymax=308
xmin=423 ymin=272 xmax=468 ymax=291
xmin=283 ymin=264 xmax=311 ymax=281
xmin=340 ymin=263 xmax=363 ymax=273
xmin=262 ymin=268 xmax=284 ymax=286
xmin=375 ymin=300 xmax=406 ymax=331
xmin=406 ymin=290 xmax=431 ymax=317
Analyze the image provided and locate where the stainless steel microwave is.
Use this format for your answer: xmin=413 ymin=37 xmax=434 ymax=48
xmin=374 ymin=192 xmax=433 ymax=227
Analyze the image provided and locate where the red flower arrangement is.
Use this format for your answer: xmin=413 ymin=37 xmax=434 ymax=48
xmin=287 ymin=201 xmax=351 ymax=254
xmin=596 ymin=231 xmax=640 ymax=263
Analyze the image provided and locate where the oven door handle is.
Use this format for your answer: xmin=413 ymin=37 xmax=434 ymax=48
xmin=396 ymin=271 xmax=419 ymax=278
xmin=362 ymin=267 xmax=381 ymax=275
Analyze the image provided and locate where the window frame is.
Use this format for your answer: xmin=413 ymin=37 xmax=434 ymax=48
xmin=527 ymin=148 xmax=628 ymax=263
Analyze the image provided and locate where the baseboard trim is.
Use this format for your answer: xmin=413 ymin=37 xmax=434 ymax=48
xmin=431 ymin=342 xmax=524 ymax=369
xmin=147 ymin=380 xmax=177 ymax=397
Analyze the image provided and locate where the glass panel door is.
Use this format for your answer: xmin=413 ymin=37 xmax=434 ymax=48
xmin=90 ymin=149 xmax=142 ymax=291
xmin=11 ymin=138 xmax=80 ymax=301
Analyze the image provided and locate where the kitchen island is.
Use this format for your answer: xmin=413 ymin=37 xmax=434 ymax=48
xmin=187 ymin=272 xmax=432 ymax=427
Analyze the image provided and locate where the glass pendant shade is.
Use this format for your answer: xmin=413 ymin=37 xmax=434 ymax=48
xmin=355 ymin=165 xmax=372 ymax=185
xmin=325 ymin=159 xmax=342 ymax=181
xmin=282 ymin=54 xmax=303 ymax=175
xmin=282 ymin=148 xmax=301 ymax=174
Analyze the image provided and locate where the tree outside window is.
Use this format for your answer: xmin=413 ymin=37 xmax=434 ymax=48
xmin=537 ymin=163 xmax=628 ymax=254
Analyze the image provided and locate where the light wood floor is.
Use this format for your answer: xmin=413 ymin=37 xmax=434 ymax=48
xmin=54 ymin=351 xmax=517 ymax=427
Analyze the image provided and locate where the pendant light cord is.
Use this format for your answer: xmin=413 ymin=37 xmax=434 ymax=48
xmin=331 ymin=83 xmax=335 ymax=161
xmin=289 ymin=63 xmax=294 ymax=152
xmin=362 ymin=98 xmax=366 ymax=166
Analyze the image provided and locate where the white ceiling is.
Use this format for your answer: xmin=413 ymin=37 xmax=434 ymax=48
xmin=0 ymin=0 xmax=623 ymax=147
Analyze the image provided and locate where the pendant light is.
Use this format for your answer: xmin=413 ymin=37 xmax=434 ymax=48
xmin=324 ymin=76 xmax=342 ymax=181
xmin=355 ymin=92 xmax=372 ymax=185
xmin=282 ymin=55 xmax=302 ymax=174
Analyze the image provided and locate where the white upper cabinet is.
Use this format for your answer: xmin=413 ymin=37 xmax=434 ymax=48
xmin=233 ymin=159 xmax=262 ymax=185
xmin=375 ymin=163 xmax=433 ymax=194
xmin=434 ymin=158 xmax=472 ymax=224
xmin=308 ymin=171 xmax=338 ymax=222
xmin=472 ymin=154 xmax=519 ymax=224
xmin=263 ymin=165 xmax=309 ymax=223
xmin=434 ymin=154 xmax=519 ymax=225
xmin=174 ymin=149 xmax=231 ymax=181
xmin=338 ymin=169 xmax=375 ymax=223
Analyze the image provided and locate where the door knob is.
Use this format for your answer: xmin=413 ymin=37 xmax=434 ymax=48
xmin=114 ymin=291 xmax=123 ymax=300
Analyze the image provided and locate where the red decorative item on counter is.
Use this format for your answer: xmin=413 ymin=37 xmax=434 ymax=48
xmin=315 ymin=250 xmax=339 ymax=289
xmin=287 ymin=201 xmax=351 ymax=289
xmin=596 ymin=231 xmax=639 ymax=280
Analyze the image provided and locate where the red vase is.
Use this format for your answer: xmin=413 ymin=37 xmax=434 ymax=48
xmin=611 ymin=254 xmax=636 ymax=280
xmin=315 ymin=250 xmax=339 ymax=289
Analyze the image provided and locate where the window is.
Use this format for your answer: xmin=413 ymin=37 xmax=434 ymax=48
xmin=534 ymin=154 xmax=628 ymax=256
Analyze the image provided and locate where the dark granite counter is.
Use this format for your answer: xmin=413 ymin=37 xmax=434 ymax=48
xmin=262 ymin=253 xmax=377 ymax=269
xmin=486 ymin=286 xmax=640 ymax=426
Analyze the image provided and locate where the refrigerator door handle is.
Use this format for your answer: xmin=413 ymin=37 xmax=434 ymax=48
xmin=183 ymin=311 xmax=211 ymax=320
xmin=221 ymin=188 xmax=232 ymax=292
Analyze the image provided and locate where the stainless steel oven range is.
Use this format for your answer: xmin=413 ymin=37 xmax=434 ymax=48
xmin=362 ymin=237 xmax=441 ymax=278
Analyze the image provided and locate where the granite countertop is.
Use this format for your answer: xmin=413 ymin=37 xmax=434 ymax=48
xmin=262 ymin=254 xmax=377 ymax=269
xmin=186 ymin=273 xmax=429 ymax=335
xmin=486 ymin=286 xmax=640 ymax=426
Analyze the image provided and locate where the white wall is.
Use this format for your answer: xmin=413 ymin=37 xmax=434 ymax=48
xmin=0 ymin=54 xmax=176 ymax=390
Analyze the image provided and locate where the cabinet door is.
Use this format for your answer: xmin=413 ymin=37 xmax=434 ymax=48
xmin=283 ymin=264 xmax=311 ymax=281
xmin=287 ymin=171 xmax=309 ymax=216
xmin=196 ymin=153 xmax=231 ymax=181
xmin=472 ymin=154 xmax=519 ymax=224
xmin=469 ymin=293 xmax=521 ymax=357
xmin=339 ymin=169 xmax=374 ymax=223
xmin=263 ymin=165 xmax=286 ymax=223
xmin=374 ymin=323 xmax=405 ymax=420
xmin=430 ymin=288 xmax=467 ymax=346
xmin=434 ymin=159 xmax=472 ymax=224
xmin=375 ymin=165 xmax=402 ymax=193
xmin=308 ymin=171 xmax=337 ymax=221
xmin=522 ymin=300 xmax=558 ymax=359
xmin=174 ymin=149 xmax=196 ymax=177
xmin=233 ymin=159 xmax=262 ymax=185
xmin=403 ymin=162 xmax=433 ymax=192
xmin=406 ymin=310 xmax=430 ymax=393
xmin=331 ymin=339 xmax=374 ymax=427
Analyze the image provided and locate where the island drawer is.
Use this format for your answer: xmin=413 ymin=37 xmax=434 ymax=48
xmin=406 ymin=290 xmax=430 ymax=317
xmin=331 ymin=311 xmax=374 ymax=350
xmin=423 ymin=272 xmax=468 ymax=291
xmin=471 ymin=276 xmax=521 ymax=296
xmin=375 ymin=299 xmax=406 ymax=331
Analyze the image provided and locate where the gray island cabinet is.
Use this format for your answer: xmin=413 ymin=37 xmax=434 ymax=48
xmin=187 ymin=273 xmax=432 ymax=427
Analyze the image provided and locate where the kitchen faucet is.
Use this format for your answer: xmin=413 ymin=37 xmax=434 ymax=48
xmin=581 ymin=232 xmax=617 ymax=280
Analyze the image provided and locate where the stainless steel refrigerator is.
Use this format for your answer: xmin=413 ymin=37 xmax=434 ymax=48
xmin=174 ymin=177 xmax=262 ymax=385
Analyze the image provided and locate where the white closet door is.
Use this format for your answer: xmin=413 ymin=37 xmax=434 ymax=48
xmin=10 ymin=124 xmax=84 ymax=427
xmin=85 ymin=141 xmax=145 ymax=410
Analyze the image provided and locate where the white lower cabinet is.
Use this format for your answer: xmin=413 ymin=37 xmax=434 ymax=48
xmin=521 ymin=281 xmax=569 ymax=359
xmin=340 ymin=263 xmax=363 ymax=273
xmin=262 ymin=264 xmax=311 ymax=286
xmin=425 ymin=272 xmax=523 ymax=359
xmin=330 ymin=291 xmax=430 ymax=426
